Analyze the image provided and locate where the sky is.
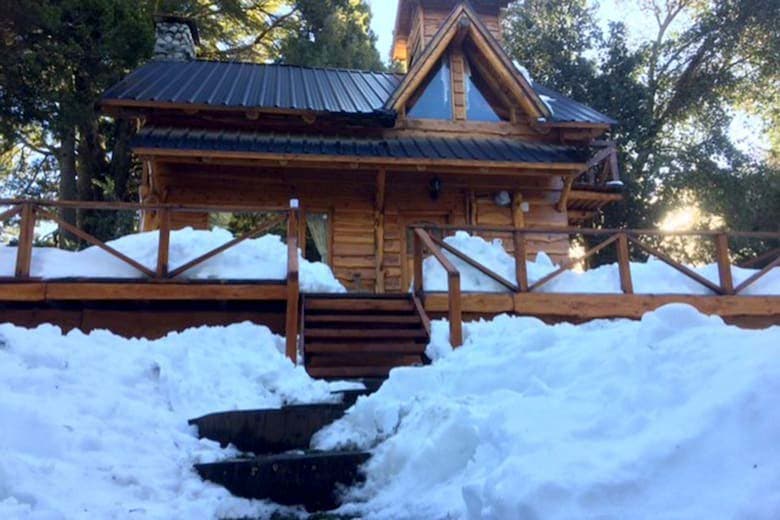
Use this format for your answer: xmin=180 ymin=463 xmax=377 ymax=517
xmin=366 ymin=0 xmax=653 ymax=63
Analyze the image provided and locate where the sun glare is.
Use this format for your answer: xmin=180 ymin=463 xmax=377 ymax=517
xmin=660 ymin=206 xmax=699 ymax=231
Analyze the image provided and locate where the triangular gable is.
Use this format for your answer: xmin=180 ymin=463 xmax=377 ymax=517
xmin=386 ymin=1 xmax=550 ymax=121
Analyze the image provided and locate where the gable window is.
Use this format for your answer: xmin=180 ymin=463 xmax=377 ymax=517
xmin=465 ymin=58 xmax=504 ymax=122
xmin=408 ymin=58 xmax=453 ymax=120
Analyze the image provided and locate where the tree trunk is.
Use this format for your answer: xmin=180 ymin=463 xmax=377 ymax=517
xmin=109 ymin=119 xmax=136 ymax=202
xmin=57 ymin=127 xmax=78 ymax=245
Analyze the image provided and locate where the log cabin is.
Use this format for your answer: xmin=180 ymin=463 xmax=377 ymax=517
xmin=1 ymin=1 xmax=778 ymax=377
xmin=101 ymin=1 xmax=623 ymax=294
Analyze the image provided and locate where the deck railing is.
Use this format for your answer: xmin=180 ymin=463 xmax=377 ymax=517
xmin=1 ymin=198 xmax=304 ymax=362
xmin=0 ymin=198 xmax=300 ymax=282
xmin=411 ymin=224 xmax=780 ymax=347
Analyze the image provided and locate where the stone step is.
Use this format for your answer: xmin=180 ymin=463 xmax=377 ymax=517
xmin=195 ymin=451 xmax=371 ymax=512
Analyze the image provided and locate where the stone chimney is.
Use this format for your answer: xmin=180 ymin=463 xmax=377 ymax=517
xmin=153 ymin=15 xmax=200 ymax=61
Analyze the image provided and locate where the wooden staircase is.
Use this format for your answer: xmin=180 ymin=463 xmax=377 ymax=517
xmin=302 ymin=294 xmax=431 ymax=379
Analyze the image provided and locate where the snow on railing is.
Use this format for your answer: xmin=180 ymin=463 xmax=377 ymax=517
xmin=410 ymin=224 xmax=780 ymax=348
xmin=0 ymin=198 xmax=297 ymax=282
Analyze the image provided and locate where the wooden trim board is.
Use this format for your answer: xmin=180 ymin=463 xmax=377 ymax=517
xmin=424 ymin=293 xmax=780 ymax=320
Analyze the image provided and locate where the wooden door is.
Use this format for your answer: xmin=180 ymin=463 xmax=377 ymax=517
xmin=400 ymin=212 xmax=451 ymax=291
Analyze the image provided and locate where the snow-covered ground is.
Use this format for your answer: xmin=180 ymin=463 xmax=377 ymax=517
xmin=1 ymin=305 xmax=778 ymax=519
xmin=423 ymin=231 xmax=780 ymax=295
xmin=0 ymin=227 xmax=345 ymax=293
xmin=0 ymin=322 xmax=358 ymax=519
xmin=316 ymin=305 xmax=780 ymax=519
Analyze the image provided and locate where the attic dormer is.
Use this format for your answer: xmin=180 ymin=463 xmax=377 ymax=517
xmin=392 ymin=0 xmax=509 ymax=68
xmin=387 ymin=2 xmax=550 ymax=126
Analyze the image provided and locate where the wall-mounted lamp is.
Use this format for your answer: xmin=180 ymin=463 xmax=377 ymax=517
xmin=520 ymin=201 xmax=530 ymax=213
xmin=494 ymin=190 xmax=511 ymax=207
xmin=429 ymin=177 xmax=442 ymax=200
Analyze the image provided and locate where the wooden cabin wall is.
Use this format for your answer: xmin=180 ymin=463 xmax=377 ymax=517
xmin=150 ymin=161 xmax=570 ymax=292
xmin=153 ymin=162 xmax=378 ymax=290
xmin=413 ymin=4 xmax=504 ymax=50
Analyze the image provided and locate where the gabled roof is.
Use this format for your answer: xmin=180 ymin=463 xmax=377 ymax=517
xmin=133 ymin=126 xmax=588 ymax=166
xmin=101 ymin=61 xmax=616 ymax=125
xmin=386 ymin=2 xmax=550 ymax=120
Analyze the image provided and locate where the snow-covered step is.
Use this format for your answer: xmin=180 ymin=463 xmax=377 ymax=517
xmin=195 ymin=451 xmax=371 ymax=512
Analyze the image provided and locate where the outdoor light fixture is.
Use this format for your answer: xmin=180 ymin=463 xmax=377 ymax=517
xmin=606 ymin=180 xmax=625 ymax=192
xmin=494 ymin=190 xmax=511 ymax=207
xmin=520 ymin=201 xmax=530 ymax=213
xmin=429 ymin=177 xmax=442 ymax=200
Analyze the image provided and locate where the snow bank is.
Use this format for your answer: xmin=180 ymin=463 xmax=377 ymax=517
xmin=0 ymin=322 xmax=349 ymax=518
xmin=314 ymin=305 xmax=780 ymax=519
xmin=423 ymin=231 xmax=780 ymax=295
xmin=0 ymin=227 xmax=345 ymax=293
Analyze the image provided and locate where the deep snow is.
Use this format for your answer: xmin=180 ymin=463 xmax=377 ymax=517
xmin=0 ymin=227 xmax=345 ymax=293
xmin=1 ymin=307 xmax=779 ymax=519
xmin=315 ymin=306 xmax=780 ymax=519
xmin=0 ymin=322 xmax=356 ymax=519
xmin=423 ymin=231 xmax=780 ymax=295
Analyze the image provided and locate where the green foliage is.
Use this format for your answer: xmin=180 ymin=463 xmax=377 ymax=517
xmin=277 ymin=0 xmax=384 ymax=70
xmin=505 ymin=0 xmax=780 ymax=263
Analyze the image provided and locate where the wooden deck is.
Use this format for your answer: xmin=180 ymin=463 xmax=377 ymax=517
xmin=425 ymin=292 xmax=780 ymax=325
xmin=1 ymin=199 xmax=779 ymax=365
xmin=0 ymin=280 xmax=288 ymax=302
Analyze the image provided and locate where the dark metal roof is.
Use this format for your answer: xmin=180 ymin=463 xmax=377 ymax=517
xmin=103 ymin=60 xmax=615 ymax=125
xmin=535 ymin=84 xmax=617 ymax=125
xmin=103 ymin=60 xmax=402 ymax=116
xmin=133 ymin=126 xmax=588 ymax=164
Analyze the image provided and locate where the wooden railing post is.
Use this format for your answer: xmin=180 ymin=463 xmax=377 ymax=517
xmin=413 ymin=227 xmax=423 ymax=296
xmin=414 ymin=227 xmax=462 ymax=347
xmin=156 ymin=208 xmax=171 ymax=279
xmin=715 ymin=233 xmax=734 ymax=295
xmin=616 ymin=232 xmax=633 ymax=294
xmin=15 ymin=202 xmax=35 ymax=278
xmin=449 ymin=271 xmax=463 ymax=347
xmin=513 ymin=231 xmax=528 ymax=292
xmin=285 ymin=200 xmax=301 ymax=364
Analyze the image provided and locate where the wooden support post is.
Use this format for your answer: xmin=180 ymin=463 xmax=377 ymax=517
xmin=715 ymin=233 xmax=734 ymax=295
xmin=156 ymin=208 xmax=171 ymax=279
xmin=375 ymin=169 xmax=387 ymax=293
xmin=297 ymin=203 xmax=306 ymax=254
xmin=286 ymin=202 xmax=301 ymax=364
xmin=513 ymin=231 xmax=529 ymax=292
xmin=468 ymin=190 xmax=477 ymax=225
xmin=557 ymin=175 xmax=575 ymax=212
xmin=15 ymin=202 xmax=35 ymax=278
xmin=413 ymin=228 xmax=423 ymax=296
xmin=616 ymin=233 xmax=633 ymax=294
xmin=512 ymin=193 xmax=528 ymax=292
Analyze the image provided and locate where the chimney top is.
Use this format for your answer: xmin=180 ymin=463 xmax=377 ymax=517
xmin=153 ymin=14 xmax=200 ymax=61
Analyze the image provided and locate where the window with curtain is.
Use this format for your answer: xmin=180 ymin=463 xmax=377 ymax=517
xmin=408 ymin=58 xmax=453 ymax=120
xmin=305 ymin=212 xmax=330 ymax=264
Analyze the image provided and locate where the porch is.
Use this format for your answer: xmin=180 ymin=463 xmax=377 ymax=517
xmin=1 ymin=198 xmax=778 ymax=377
